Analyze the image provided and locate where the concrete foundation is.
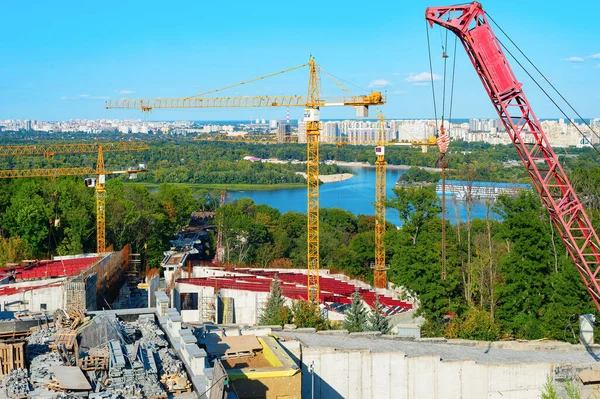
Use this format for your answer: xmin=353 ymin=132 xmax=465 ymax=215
xmin=282 ymin=344 xmax=552 ymax=399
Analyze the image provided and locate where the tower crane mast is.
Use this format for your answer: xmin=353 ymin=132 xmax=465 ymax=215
xmin=426 ymin=2 xmax=600 ymax=310
xmin=373 ymin=113 xmax=388 ymax=288
xmin=106 ymin=57 xmax=385 ymax=302
xmin=0 ymin=142 xmax=148 ymax=253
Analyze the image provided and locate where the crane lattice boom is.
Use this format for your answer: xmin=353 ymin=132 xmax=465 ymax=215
xmin=106 ymin=57 xmax=385 ymax=301
xmin=0 ymin=142 xmax=149 ymax=157
xmin=426 ymin=2 xmax=600 ymax=310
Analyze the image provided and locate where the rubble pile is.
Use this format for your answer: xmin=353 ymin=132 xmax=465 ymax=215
xmin=1 ymin=368 xmax=30 ymax=398
xmin=0 ymin=311 xmax=193 ymax=398
xmin=128 ymin=318 xmax=191 ymax=393
xmin=29 ymin=352 xmax=63 ymax=388
xmin=26 ymin=327 xmax=55 ymax=346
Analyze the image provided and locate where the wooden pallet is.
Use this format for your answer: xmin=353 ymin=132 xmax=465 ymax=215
xmin=80 ymin=354 xmax=108 ymax=371
xmin=50 ymin=329 xmax=77 ymax=351
xmin=169 ymin=387 xmax=191 ymax=394
xmin=0 ymin=341 xmax=26 ymax=376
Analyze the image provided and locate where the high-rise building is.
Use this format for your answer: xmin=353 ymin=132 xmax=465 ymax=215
xmin=277 ymin=123 xmax=291 ymax=142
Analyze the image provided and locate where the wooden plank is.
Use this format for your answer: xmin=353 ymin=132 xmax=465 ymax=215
xmin=204 ymin=335 xmax=262 ymax=357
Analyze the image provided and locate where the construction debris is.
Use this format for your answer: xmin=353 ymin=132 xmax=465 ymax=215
xmin=54 ymin=306 xmax=87 ymax=331
xmin=50 ymin=366 xmax=92 ymax=391
xmin=0 ymin=310 xmax=194 ymax=399
xmin=29 ymin=352 xmax=63 ymax=387
xmin=1 ymin=368 xmax=29 ymax=398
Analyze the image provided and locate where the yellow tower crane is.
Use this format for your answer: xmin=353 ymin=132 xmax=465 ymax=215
xmin=0 ymin=142 xmax=149 ymax=253
xmin=105 ymin=56 xmax=385 ymax=302
xmin=373 ymin=112 xmax=388 ymax=289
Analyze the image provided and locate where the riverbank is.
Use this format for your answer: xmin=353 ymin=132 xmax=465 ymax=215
xmin=295 ymin=172 xmax=355 ymax=183
xmin=332 ymin=161 xmax=443 ymax=173
xmin=131 ymin=182 xmax=306 ymax=192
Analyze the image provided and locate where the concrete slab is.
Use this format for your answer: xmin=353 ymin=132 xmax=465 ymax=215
xmin=579 ymin=369 xmax=600 ymax=384
xmin=278 ymin=331 xmax=600 ymax=364
xmin=51 ymin=366 xmax=92 ymax=390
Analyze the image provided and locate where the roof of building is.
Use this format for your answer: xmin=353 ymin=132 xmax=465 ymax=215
xmin=277 ymin=330 xmax=600 ymax=365
xmin=0 ymin=282 xmax=63 ymax=296
xmin=437 ymin=180 xmax=531 ymax=189
xmin=178 ymin=269 xmax=412 ymax=315
xmin=9 ymin=256 xmax=103 ymax=281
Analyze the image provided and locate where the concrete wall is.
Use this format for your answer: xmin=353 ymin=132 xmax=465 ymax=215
xmin=174 ymin=283 xmax=271 ymax=325
xmin=147 ymin=275 xmax=159 ymax=308
xmin=1 ymin=282 xmax=65 ymax=313
xmin=282 ymin=344 xmax=552 ymax=399
xmin=219 ymin=288 xmax=268 ymax=325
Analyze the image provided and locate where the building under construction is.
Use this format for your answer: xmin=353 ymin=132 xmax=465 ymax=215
xmin=0 ymin=245 xmax=131 ymax=315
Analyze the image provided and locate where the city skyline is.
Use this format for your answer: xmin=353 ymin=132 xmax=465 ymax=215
xmin=3 ymin=117 xmax=599 ymax=148
xmin=1 ymin=0 xmax=599 ymax=121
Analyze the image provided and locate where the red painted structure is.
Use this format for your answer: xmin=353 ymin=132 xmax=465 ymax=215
xmin=179 ymin=270 xmax=412 ymax=316
xmin=426 ymin=2 xmax=600 ymax=311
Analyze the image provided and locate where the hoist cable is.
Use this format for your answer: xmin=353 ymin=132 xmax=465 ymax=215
xmin=494 ymin=36 xmax=600 ymax=159
xmin=486 ymin=11 xmax=600 ymax=154
xmin=426 ymin=22 xmax=439 ymax=131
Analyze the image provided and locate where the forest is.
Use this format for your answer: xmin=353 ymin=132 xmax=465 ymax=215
xmin=213 ymin=183 xmax=598 ymax=342
xmin=2 ymin=134 xmax=600 ymax=341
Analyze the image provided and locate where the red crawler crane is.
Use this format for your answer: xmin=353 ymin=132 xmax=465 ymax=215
xmin=426 ymin=2 xmax=600 ymax=311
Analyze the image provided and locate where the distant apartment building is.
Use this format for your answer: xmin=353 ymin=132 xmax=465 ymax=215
xmin=277 ymin=123 xmax=291 ymax=142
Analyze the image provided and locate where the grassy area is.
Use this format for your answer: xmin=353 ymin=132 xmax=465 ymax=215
xmin=129 ymin=182 xmax=306 ymax=192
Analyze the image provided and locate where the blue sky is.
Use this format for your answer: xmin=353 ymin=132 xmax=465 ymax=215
xmin=1 ymin=0 xmax=598 ymax=121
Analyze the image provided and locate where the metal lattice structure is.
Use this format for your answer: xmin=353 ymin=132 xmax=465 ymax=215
xmin=426 ymin=2 xmax=600 ymax=310
xmin=0 ymin=143 xmax=148 ymax=253
xmin=305 ymin=57 xmax=322 ymax=302
xmin=0 ymin=142 xmax=149 ymax=157
xmin=374 ymin=113 xmax=388 ymax=289
xmin=106 ymin=57 xmax=385 ymax=302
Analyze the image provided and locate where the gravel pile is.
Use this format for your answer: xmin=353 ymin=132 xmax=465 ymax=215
xmin=1 ymin=368 xmax=30 ymax=398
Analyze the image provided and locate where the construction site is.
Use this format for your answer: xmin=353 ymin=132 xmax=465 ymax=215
xmin=4 ymin=1 xmax=600 ymax=398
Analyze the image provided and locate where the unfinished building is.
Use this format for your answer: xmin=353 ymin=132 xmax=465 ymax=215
xmin=170 ymin=266 xmax=412 ymax=325
xmin=0 ymin=245 xmax=130 ymax=314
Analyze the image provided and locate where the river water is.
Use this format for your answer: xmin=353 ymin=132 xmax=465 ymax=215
xmin=230 ymin=166 xmax=497 ymax=226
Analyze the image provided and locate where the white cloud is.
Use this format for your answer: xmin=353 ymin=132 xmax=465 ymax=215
xmin=368 ymin=79 xmax=392 ymax=88
xmin=406 ymin=72 xmax=442 ymax=82
xmin=391 ymin=90 xmax=407 ymax=95
xmin=116 ymin=89 xmax=135 ymax=95
xmin=590 ymin=53 xmax=600 ymax=59
xmin=563 ymin=56 xmax=584 ymax=62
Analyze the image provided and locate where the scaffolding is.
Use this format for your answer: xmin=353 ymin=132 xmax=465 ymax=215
xmin=199 ymin=291 xmax=216 ymax=323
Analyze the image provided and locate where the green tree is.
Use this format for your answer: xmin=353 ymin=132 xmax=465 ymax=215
xmin=157 ymin=183 xmax=197 ymax=228
xmin=387 ymin=186 xmax=441 ymax=245
xmin=0 ymin=237 xmax=31 ymax=267
xmin=443 ymin=307 xmax=499 ymax=341
xmin=259 ymin=277 xmax=292 ymax=327
xmin=343 ymin=288 xmax=368 ymax=332
xmin=367 ymin=296 xmax=391 ymax=334
xmin=291 ymin=300 xmax=327 ymax=330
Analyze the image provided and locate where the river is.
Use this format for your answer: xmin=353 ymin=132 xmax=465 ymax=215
xmin=230 ymin=166 xmax=497 ymax=226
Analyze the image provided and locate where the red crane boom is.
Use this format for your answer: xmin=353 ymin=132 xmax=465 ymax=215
xmin=426 ymin=2 xmax=600 ymax=311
